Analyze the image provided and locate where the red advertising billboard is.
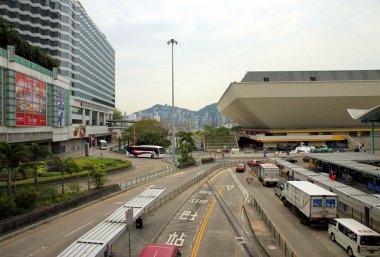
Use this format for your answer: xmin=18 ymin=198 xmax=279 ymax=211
xmin=15 ymin=73 xmax=46 ymax=126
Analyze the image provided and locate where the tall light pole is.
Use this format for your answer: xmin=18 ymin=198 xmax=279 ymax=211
xmin=167 ymin=39 xmax=178 ymax=164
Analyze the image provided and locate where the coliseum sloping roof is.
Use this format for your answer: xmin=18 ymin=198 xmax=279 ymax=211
xmin=218 ymin=69 xmax=380 ymax=128
xmin=241 ymin=70 xmax=380 ymax=82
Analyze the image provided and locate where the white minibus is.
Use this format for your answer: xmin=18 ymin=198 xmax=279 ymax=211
xmin=99 ymin=140 xmax=107 ymax=150
xmin=328 ymin=218 xmax=380 ymax=257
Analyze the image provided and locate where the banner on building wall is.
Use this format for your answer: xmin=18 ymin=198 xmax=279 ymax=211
xmin=15 ymin=72 xmax=46 ymax=126
xmin=57 ymin=87 xmax=65 ymax=126
xmin=72 ymin=125 xmax=86 ymax=138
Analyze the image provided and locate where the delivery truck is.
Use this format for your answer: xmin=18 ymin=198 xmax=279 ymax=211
xmin=257 ymin=163 xmax=280 ymax=186
xmin=282 ymin=181 xmax=338 ymax=225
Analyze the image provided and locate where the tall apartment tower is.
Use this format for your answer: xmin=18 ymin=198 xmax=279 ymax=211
xmin=0 ymin=0 xmax=116 ymax=152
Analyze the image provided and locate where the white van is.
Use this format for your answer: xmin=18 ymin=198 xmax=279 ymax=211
xmin=328 ymin=218 xmax=380 ymax=257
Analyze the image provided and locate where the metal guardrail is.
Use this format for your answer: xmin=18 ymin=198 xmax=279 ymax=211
xmin=250 ymin=197 xmax=297 ymax=257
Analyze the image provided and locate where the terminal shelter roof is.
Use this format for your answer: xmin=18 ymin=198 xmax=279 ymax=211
xmin=347 ymin=105 xmax=380 ymax=123
xmin=241 ymin=70 xmax=380 ymax=82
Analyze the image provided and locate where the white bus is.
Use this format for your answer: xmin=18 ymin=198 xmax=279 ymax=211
xmin=126 ymin=145 xmax=165 ymax=158
xmin=99 ymin=140 xmax=107 ymax=150
xmin=328 ymin=218 xmax=380 ymax=257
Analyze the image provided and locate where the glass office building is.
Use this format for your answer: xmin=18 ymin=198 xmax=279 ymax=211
xmin=0 ymin=0 xmax=115 ymax=153
xmin=0 ymin=0 xmax=115 ymax=118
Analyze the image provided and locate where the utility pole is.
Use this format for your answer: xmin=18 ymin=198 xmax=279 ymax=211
xmin=167 ymin=39 xmax=178 ymax=164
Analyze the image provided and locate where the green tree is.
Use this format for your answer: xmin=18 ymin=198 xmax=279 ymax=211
xmin=0 ymin=195 xmax=16 ymax=219
xmin=0 ymin=141 xmax=30 ymax=195
xmin=125 ymin=120 xmax=171 ymax=147
xmin=50 ymin=155 xmax=79 ymax=194
xmin=28 ymin=143 xmax=50 ymax=191
xmin=203 ymin=125 xmax=217 ymax=136
xmin=116 ymin=135 xmax=123 ymax=150
xmin=91 ymin=165 xmax=106 ymax=189
xmin=216 ymin=127 xmax=230 ymax=136
xmin=178 ymin=142 xmax=195 ymax=164
xmin=14 ymin=187 xmax=39 ymax=210
xmin=113 ymin=108 xmax=124 ymax=120
xmin=178 ymin=131 xmax=196 ymax=151
xmin=138 ymin=130 xmax=161 ymax=145
xmin=121 ymin=130 xmax=133 ymax=146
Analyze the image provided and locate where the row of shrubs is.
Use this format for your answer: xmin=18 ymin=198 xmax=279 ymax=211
xmin=201 ymin=156 xmax=215 ymax=164
xmin=177 ymin=156 xmax=215 ymax=169
xmin=0 ymin=185 xmax=86 ymax=220
xmin=0 ymin=158 xmax=132 ymax=188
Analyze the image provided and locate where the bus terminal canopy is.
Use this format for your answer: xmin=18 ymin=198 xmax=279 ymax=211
xmin=347 ymin=105 xmax=380 ymax=123
xmin=306 ymin=152 xmax=380 ymax=178
xmin=58 ymin=186 xmax=166 ymax=257
xmin=347 ymin=105 xmax=380 ymax=154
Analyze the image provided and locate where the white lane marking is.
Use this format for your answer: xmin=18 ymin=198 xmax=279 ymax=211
xmin=228 ymin=169 xmax=248 ymax=196
xmin=227 ymin=185 xmax=235 ymax=191
xmin=64 ymin=221 xmax=93 ymax=237
xmin=28 ymin=246 xmax=48 ymax=256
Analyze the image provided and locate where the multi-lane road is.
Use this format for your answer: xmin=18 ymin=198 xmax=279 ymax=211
xmin=0 ymin=156 xmax=348 ymax=257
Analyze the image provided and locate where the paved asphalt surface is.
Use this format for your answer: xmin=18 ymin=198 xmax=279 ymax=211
xmin=0 ymin=150 xmax=349 ymax=257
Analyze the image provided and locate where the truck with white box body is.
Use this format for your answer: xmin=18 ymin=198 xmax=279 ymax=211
xmin=282 ymin=181 xmax=338 ymax=225
xmin=257 ymin=163 xmax=280 ymax=186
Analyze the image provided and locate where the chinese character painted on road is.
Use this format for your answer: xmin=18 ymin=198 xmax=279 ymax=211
xmin=179 ymin=211 xmax=198 ymax=221
xmin=166 ymin=232 xmax=186 ymax=246
xmin=199 ymin=190 xmax=213 ymax=194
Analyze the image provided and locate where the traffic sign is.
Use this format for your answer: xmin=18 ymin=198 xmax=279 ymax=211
xmin=246 ymin=177 xmax=253 ymax=185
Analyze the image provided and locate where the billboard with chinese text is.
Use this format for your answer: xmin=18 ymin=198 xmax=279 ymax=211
xmin=15 ymin=72 xmax=46 ymax=126
xmin=57 ymin=87 xmax=65 ymax=126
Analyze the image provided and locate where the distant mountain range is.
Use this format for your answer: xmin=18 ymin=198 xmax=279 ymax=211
xmin=128 ymin=103 xmax=233 ymax=130
xmin=140 ymin=103 xmax=219 ymax=116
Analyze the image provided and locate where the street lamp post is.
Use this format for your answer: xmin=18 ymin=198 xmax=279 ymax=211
xmin=167 ymin=39 xmax=178 ymax=164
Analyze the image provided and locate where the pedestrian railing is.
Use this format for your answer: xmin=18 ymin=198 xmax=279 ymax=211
xmin=250 ymin=197 xmax=297 ymax=257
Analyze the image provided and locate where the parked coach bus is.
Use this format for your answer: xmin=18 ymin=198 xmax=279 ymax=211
xmin=126 ymin=145 xmax=165 ymax=158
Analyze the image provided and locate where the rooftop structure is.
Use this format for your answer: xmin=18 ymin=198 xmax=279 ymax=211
xmin=218 ymin=70 xmax=380 ymax=129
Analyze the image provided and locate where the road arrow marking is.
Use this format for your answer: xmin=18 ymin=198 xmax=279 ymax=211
xmin=227 ymin=185 xmax=234 ymax=191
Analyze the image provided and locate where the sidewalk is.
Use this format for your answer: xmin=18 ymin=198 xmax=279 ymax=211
xmin=243 ymin=203 xmax=286 ymax=257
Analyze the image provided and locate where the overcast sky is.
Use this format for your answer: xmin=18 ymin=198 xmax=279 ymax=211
xmin=79 ymin=0 xmax=380 ymax=114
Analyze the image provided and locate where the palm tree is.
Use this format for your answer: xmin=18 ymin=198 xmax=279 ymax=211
xmin=179 ymin=132 xmax=196 ymax=151
xmin=28 ymin=143 xmax=50 ymax=191
xmin=50 ymin=155 xmax=79 ymax=194
xmin=0 ymin=141 xmax=30 ymax=195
